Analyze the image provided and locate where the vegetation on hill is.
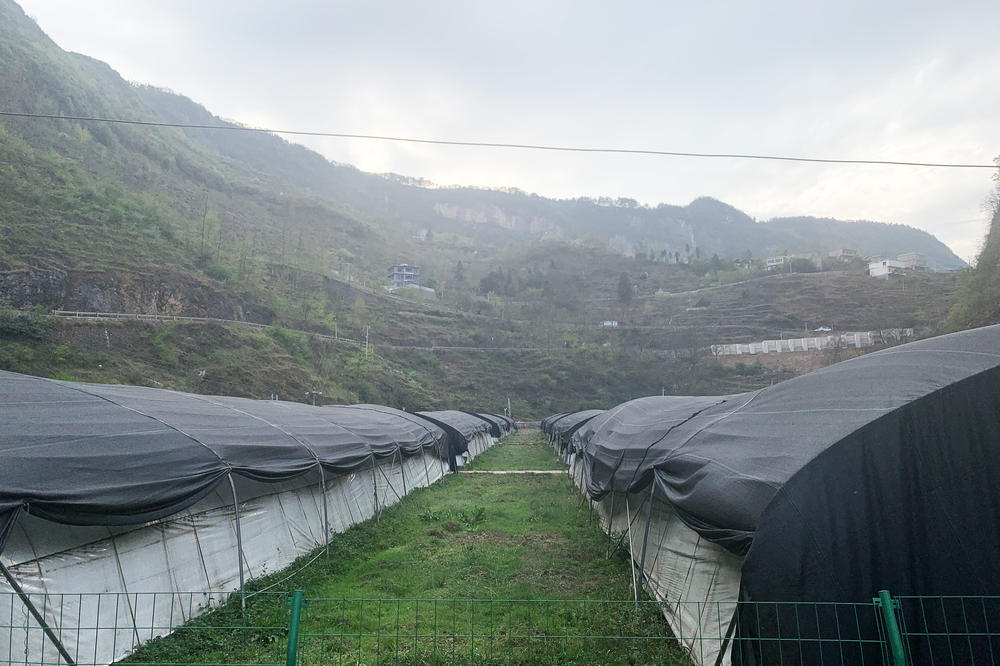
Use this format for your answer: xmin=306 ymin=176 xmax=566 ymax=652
xmin=0 ymin=312 xmax=799 ymax=417
xmin=0 ymin=0 xmax=963 ymax=293
xmin=0 ymin=0 xmax=980 ymax=418
xmin=947 ymin=163 xmax=1000 ymax=330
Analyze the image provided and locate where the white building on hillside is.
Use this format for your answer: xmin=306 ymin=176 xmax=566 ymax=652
xmin=897 ymin=252 xmax=928 ymax=270
xmin=828 ymin=248 xmax=858 ymax=262
xmin=869 ymin=259 xmax=906 ymax=278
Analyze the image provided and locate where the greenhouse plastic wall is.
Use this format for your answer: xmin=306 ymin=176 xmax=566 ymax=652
xmin=567 ymin=455 xmax=743 ymax=666
xmin=0 ymin=449 xmax=449 ymax=665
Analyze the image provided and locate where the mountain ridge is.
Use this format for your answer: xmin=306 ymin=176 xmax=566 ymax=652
xmin=132 ymin=84 xmax=964 ymax=269
xmin=0 ymin=0 xmax=966 ymax=288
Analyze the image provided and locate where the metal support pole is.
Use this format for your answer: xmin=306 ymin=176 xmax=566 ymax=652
xmin=318 ymin=467 xmax=330 ymax=557
xmin=371 ymin=456 xmax=380 ymax=523
xmin=228 ymin=474 xmax=246 ymax=612
xmin=0 ymin=562 xmax=76 ymax=665
xmin=285 ymin=590 xmax=304 ymax=666
xmin=398 ymin=448 xmax=408 ymax=496
xmin=420 ymin=447 xmax=431 ymax=488
xmin=625 ymin=495 xmax=639 ymax=614
xmin=876 ymin=590 xmax=907 ymax=666
xmin=606 ymin=492 xmax=616 ymax=558
xmin=637 ymin=482 xmax=656 ymax=592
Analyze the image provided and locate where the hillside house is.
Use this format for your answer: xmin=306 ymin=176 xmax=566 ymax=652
xmin=828 ymin=248 xmax=858 ymax=262
xmin=766 ymin=256 xmax=788 ymax=271
xmin=388 ymin=264 xmax=420 ymax=288
xmin=869 ymin=259 xmax=906 ymax=278
xmin=897 ymin=252 xmax=928 ymax=270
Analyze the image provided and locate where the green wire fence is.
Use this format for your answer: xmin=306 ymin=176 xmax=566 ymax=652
xmin=2 ymin=590 xmax=998 ymax=665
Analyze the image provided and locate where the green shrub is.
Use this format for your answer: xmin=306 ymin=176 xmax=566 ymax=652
xmin=0 ymin=306 xmax=53 ymax=340
xmin=202 ymin=261 xmax=233 ymax=282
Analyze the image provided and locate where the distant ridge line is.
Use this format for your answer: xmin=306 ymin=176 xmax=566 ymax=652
xmin=1 ymin=110 xmax=996 ymax=169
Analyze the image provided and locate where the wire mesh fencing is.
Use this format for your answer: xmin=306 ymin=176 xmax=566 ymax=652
xmin=2 ymin=590 xmax=1000 ymax=665
xmin=286 ymin=596 xmax=907 ymax=665
xmin=894 ymin=595 xmax=1000 ymax=665
xmin=291 ymin=597 xmax=685 ymax=665
xmin=1 ymin=590 xmax=289 ymax=666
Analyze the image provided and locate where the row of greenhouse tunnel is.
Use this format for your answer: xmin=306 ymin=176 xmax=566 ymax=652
xmin=542 ymin=323 xmax=1000 ymax=665
xmin=0 ymin=370 xmax=513 ymax=665
xmin=2 ymin=323 xmax=1000 ymax=665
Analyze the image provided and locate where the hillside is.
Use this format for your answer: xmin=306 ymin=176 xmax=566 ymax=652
xmin=133 ymin=83 xmax=967 ymax=269
xmin=947 ymin=179 xmax=1000 ymax=329
xmin=131 ymin=84 xmax=972 ymax=270
xmin=0 ymin=314 xmax=798 ymax=418
xmin=0 ymin=0 xmax=963 ymax=278
xmin=0 ymin=0 xmax=975 ymax=417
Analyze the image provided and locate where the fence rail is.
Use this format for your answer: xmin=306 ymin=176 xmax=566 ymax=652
xmin=48 ymin=311 xmax=549 ymax=353
xmin=894 ymin=595 xmax=1000 ymax=666
xmin=49 ymin=311 xmax=361 ymax=346
xmin=2 ymin=590 xmax=998 ymax=665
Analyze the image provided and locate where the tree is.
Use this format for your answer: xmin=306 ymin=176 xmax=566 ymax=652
xmin=453 ymin=261 xmax=465 ymax=283
xmin=617 ymin=272 xmax=633 ymax=306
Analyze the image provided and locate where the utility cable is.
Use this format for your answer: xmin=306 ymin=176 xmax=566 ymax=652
xmin=0 ymin=110 xmax=995 ymax=169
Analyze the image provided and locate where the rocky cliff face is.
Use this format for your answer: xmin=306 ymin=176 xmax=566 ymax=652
xmin=0 ymin=267 xmax=274 ymax=321
xmin=431 ymin=202 xmax=556 ymax=234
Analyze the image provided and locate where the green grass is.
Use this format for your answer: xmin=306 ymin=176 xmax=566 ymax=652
xmin=465 ymin=432 xmax=566 ymax=471
xmin=122 ymin=432 xmax=687 ymax=665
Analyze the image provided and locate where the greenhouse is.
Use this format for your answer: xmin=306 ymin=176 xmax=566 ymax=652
xmin=543 ymin=409 xmax=605 ymax=459
xmin=558 ymin=324 xmax=1000 ymax=665
xmin=414 ymin=410 xmax=495 ymax=469
xmin=0 ymin=372 xmax=507 ymax=664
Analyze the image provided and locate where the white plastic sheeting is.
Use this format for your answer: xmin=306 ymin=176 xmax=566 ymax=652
xmin=463 ymin=431 xmax=494 ymax=464
xmin=0 ymin=449 xmax=449 ymax=665
xmin=568 ymin=455 xmax=742 ymax=666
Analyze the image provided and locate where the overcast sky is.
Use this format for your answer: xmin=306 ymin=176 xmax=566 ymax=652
xmin=17 ymin=0 xmax=1000 ymax=261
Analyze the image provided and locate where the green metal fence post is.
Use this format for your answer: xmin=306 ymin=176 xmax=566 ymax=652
xmin=876 ymin=589 xmax=907 ymax=666
xmin=286 ymin=590 xmax=304 ymax=666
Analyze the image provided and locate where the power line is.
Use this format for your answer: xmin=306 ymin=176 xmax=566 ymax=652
xmin=0 ymin=110 xmax=996 ymax=169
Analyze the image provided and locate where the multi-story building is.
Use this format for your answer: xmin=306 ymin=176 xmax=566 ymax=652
xmin=869 ymin=259 xmax=907 ymax=278
xmin=387 ymin=264 xmax=420 ymax=288
xmin=897 ymin=252 xmax=928 ymax=270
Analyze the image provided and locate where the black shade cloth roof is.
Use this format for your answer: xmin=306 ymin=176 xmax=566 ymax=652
xmin=483 ymin=414 xmax=511 ymax=434
xmin=540 ymin=412 xmax=569 ymax=434
xmin=549 ymin=410 xmax=605 ymax=446
xmin=577 ymin=325 xmax=1000 ymax=608
xmin=413 ymin=410 xmax=492 ymax=470
xmin=0 ymin=371 xmax=447 ymax=553
xmin=414 ymin=410 xmax=489 ymax=443
xmin=468 ymin=412 xmax=503 ymax=437
xmin=348 ymin=404 xmax=449 ymax=457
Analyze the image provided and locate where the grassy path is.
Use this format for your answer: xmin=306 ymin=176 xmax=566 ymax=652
xmin=125 ymin=431 xmax=686 ymax=665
